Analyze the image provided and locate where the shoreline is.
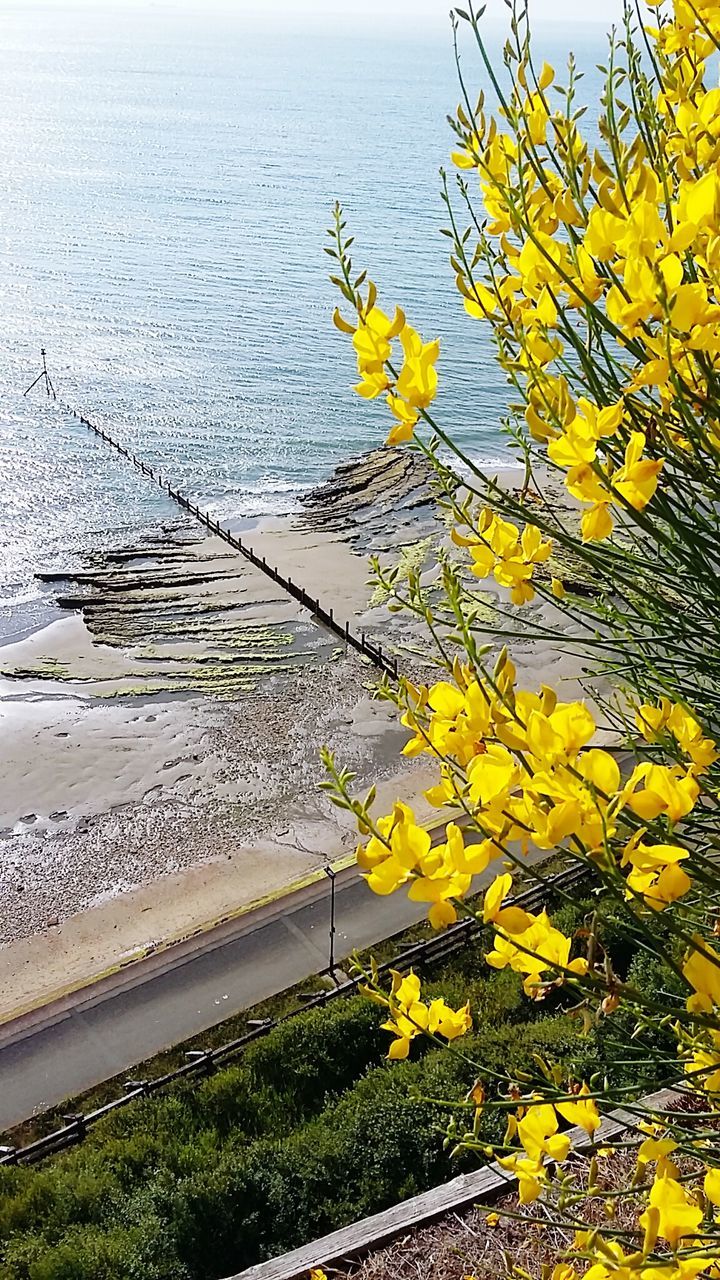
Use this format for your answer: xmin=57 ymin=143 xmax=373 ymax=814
xmin=0 ymin=448 xmax=525 ymax=651
xmin=0 ymin=446 xmax=591 ymax=1019
xmin=0 ymin=448 xmax=442 ymax=1014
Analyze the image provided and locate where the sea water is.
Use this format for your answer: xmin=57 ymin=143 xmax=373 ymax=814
xmin=0 ymin=3 xmax=606 ymax=641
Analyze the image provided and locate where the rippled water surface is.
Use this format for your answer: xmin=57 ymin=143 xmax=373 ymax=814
xmin=0 ymin=4 xmax=605 ymax=639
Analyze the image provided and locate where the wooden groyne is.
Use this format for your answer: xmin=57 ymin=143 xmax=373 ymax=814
xmin=52 ymin=398 xmax=399 ymax=681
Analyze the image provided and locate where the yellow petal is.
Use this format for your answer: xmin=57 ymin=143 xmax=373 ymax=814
xmin=705 ymin=1167 xmax=720 ymax=1206
xmin=578 ymin=748 xmax=621 ymax=796
xmin=386 ymin=420 xmax=415 ymax=446
xmin=581 ymin=502 xmax=613 ymax=543
xmin=429 ymin=900 xmax=457 ymax=930
xmin=333 ymin=307 xmax=356 ymax=334
xmin=387 ymin=1035 xmax=411 ymax=1060
xmin=451 ymin=149 xmax=477 ymax=170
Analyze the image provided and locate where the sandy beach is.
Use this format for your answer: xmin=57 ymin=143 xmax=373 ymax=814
xmin=0 ymin=446 xmax=602 ymax=1018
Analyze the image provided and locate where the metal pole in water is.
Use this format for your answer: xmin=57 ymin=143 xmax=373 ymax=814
xmin=23 ymin=347 xmax=56 ymax=399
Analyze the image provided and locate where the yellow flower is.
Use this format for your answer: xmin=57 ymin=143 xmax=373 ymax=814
xmin=467 ymin=743 xmax=521 ymax=807
xmin=382 ymin=1009 xmax=426 ymax=1059
xmin=401 ymin=679 xmax=462 ymax=758
xmin=524 ymin=701 xmax=595 ymax=766
xmin=354 ymin=368 xmax=390 ymax=400
xmin=631 ymin=358 xmax=671 ymax=389
xmin=381 ymin=970 xmax=471 ymax=1058
xmin=637 ymin=1136 xmax=678 ymax=1171
xmin=356 ymin=810 xmax=398 ymax=869
xmin=395 ymin=324 xmax=440 ymax=411
xmin=385 ymin=394 xmax=419 ymax=445
xmin=622 ymin=837 xmax=692 ymax=910
xmin=466 ymin=511 xmax=552 ymax=606
xmin=406 ymin=826 xmax=472 ymax=930
xmin=667 ymin=703 xmax=718 ymax=770
xmin=358 ymin=798 xmax=484 ymax=926
xmin=612 ymin=433 xmax=664 ymax=512
xmin=352 ymin=304 xmax=404 ymax=373
xmin=382 ymin=969 xmax=428 ymax=1058
xmin=585 ymin=205 xmax=625 ymax=260
xmin=683 ymin=936 xmax=720 ymax=1013
xmin=486 ymin=909 xmax=586 ymax=997
xmin=635 ymin=700 xmax=672 ymax=740
xmin=639 ymin=1171 xmax=703 ymax=1249
xmin=462 ymin=279 xmax=498 ymax=320
xmin=685 ymin=1043 xmax=720 ymax=1097
xmin=606 ymin=282 xmax=654 ymax=335
xmin=523 ymin=745 xmax=620 ymax=854
xmin=497 ymin=1153 xmax=546 ymax=1203
xmin=581 ymin=501 xmax=613 ymax=543
xmin=627 ymin=861 xmax=692 ymax=912
xmin=428 ymin=996 xmax=472 ymax=1039
xmin=547 ymin=413 xmax=657 ymax=546
xmin=358 ymin=802 xmax=431 ymax=895
xmin=681 ymin=169 xmax=720 ymax=230
xmin=335 ymin=285 xmax=438 ymax=444
xmin=705 ymin=1166 xmax=720 ymax=1205
xmin=578 ymin=398 xmax=624 ymax=440
xmin=450 ymin=828 xmax=498 ymax=877
xmin=555 ymin=1084 xmax=601 ymax=1136
xmin=548 ymin=421 xmax=598 ymax=469
xmin=671 ymin=281 xmax=720 ymax=331
xmin=451 ymin=130 xmax=482 ymax=170
xmin=624 ymin=763 xmax=699 ymax=823
xmin=517 ymin=1101 xmax=572 ymax=1162
xmin=482 ymin=872 xmax=533 ymax=934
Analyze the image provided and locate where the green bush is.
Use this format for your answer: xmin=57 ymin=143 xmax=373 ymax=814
xmin=241 ymin=996 xmax=385 ymax=1120
xmin=0 ymin=932 xmax=616 ymax=1279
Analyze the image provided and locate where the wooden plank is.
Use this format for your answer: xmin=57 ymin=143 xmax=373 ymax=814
xmin=225 ymin=1089 xmax=676 ymax=1280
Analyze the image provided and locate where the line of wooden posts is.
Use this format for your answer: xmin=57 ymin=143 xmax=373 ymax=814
xmin=56 ymin=400 xmax=399 ymax=681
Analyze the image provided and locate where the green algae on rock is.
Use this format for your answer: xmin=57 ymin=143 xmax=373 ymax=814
xmin=16 ymin=528 xmax=334 ymax=699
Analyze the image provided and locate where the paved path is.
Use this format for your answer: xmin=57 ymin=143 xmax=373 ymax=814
xmin=0 ymin=859 xmax=484 ymax=1132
